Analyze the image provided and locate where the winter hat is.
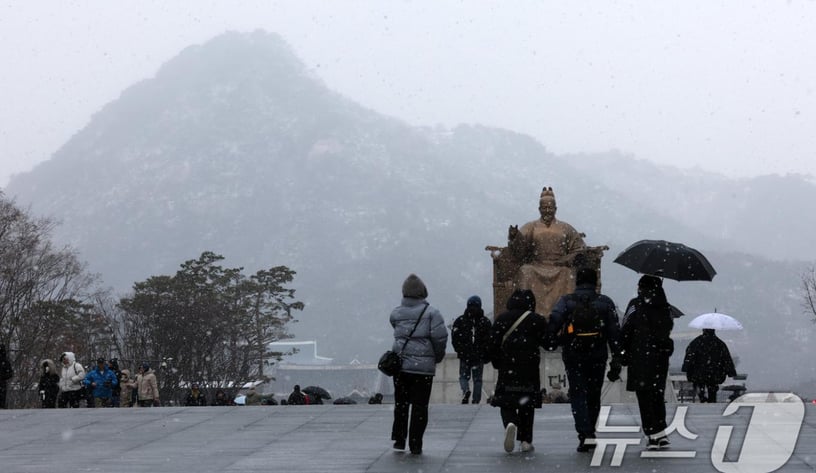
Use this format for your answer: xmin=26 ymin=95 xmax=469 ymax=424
xmin=576 ymin=268 xmax=598 ymax=286
xmin=466 ymin=295 xmax=482 ymax=308
xmin=141 ymin=362 xmax=150 ymax=371
xmin=96 ymin=357 xmax=106 ymax=364
xmin=402 ymin=273 xmax=428 ymax=299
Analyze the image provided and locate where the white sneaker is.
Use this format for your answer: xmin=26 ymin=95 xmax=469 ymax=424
xmin=521 ymin=441 xmax=535 ymax=453
xmin=504 ymin=423 xmax=517 ymax=453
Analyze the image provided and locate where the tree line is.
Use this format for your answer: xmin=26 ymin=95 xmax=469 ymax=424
xmin=0 ymin=192 xmax=301 ymax=407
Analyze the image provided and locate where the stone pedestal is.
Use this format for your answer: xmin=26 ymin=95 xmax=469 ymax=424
xmin=432 ymin=351 xmax=674 ymax=404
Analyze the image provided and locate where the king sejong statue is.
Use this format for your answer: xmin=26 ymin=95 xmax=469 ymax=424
xmin=487 ymin=187 xmax=607 ymax=319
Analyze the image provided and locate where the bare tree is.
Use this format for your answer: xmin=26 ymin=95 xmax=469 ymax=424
xmin=0 ymin=192 xmax=100 ymax=407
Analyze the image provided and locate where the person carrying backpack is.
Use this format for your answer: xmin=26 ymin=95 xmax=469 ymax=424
xmin=451 ymin=295 xmax=492 ymax=404
xmin=547 ymin=268 xmax=622 ymax=453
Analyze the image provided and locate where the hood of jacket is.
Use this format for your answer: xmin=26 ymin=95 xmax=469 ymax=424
xmin=40 ymin=359 xmax=58 ymax=375
xmin=61 ymin=351 xmax=77 ymax=364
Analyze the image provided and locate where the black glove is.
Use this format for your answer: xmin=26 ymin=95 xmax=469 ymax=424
xmin=607 ymin=359 xmax=622 ymax=382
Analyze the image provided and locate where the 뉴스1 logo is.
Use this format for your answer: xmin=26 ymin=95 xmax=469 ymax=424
xmin=590 ymin=392 xmax=805 ymax=472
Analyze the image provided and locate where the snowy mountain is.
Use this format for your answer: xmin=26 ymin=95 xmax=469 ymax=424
xmin=6 ymin=31 xmax=815 ymax=391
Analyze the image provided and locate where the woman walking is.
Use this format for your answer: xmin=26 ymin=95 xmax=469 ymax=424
xmin=487 ymin=289 xmax=548 ymax=454
xmin=389 ymin=273 xmax=448 ymax=455
xmin=620 ymin=275 xmax=674 ymax=450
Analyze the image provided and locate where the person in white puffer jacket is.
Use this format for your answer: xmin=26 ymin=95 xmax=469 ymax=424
xmin=58 ymin=352 xmax=86 ymax=408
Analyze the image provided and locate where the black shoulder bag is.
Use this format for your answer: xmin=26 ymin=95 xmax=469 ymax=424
xmin=378 ymin=303 xmax=429 ymax=377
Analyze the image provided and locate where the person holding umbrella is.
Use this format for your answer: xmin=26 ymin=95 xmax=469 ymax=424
xmin=620 ymin=275 xmax=674 ymax=450
xmin=682 ymin=329 xmax=737 ymax=403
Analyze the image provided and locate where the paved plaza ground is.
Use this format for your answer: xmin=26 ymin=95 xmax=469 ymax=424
xmin=0 ymin=402 xmax=814 ymax=472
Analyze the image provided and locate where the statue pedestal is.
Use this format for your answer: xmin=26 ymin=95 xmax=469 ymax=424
xmin=431 ymin=351 xmax=674 ymax=404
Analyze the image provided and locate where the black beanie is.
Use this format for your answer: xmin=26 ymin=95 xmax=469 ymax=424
xmin=402 ymin=274 xmax=428 ymax=299
xmin=576 ymin=268 xmax=598 ymax=286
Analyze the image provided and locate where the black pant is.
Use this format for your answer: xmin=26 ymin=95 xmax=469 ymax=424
xmin=0 ymin=384 xmax=6 ymax=409
xmin=565 ymin=359 xmax=606 ymax=437
xmin=500 ymin=404 xmax=535 ymax=443
xmin=58 ymin=390 xmax=83 ymax=408
xmin=392 ymin=372 xmax=433 ymax=452
xmin=635 ymin=389 xmax=667 ymax=437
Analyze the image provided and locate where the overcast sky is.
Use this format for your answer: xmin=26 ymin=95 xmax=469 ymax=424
xmin=2 ymin=1 xmax=815 ymax=187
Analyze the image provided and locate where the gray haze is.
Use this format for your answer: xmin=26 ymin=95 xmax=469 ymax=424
xmin=5 ymin=31 xmax=816 ymax=394
xmin=2 ymin=0 xmax=816 ymax=186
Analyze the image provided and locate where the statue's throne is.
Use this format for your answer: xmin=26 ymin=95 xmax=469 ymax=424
xmin=485 ymin=238 xmax=608 ymax=319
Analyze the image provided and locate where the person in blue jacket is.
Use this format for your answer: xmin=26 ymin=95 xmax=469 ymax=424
xmin=84 ymin=357 xmax=119 ymax=407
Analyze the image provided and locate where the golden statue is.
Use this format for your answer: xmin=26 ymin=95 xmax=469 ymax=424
xmin=486 ymin=187 xmax=607 ymax=319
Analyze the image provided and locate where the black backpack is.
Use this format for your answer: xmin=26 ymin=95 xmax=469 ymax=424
xmin=564 ymin=293 xmax=604 ymax=349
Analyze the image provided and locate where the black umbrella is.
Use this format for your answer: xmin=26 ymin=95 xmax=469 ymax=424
xmin=669 ymin=304 xmax=684 ymax=318
xmin=613 ymin=240 xmax=716 ymax=281
xmin=302 ymin=386 xmax=332 ymax=400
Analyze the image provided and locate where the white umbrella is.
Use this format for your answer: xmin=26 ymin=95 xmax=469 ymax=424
xmin=233 ymin=395 xmax=246 ymax=405
xmin=688 ymin=312 xmax=743 ymax=331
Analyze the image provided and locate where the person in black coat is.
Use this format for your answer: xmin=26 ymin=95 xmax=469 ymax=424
xmin=451 ymin=295 xmax=492 ymax=404
xmin=620 ymin=275 xmax=674 ymax=450
xmin=548 ymin=268 xmax=623 ymax=452
xmin=38 ymin=359 xmax=61 ymax=408
xmin=487 ymin=289 xmax=548 ymax=454
xmin=0 ymin=344 xmax=12 ymax=409
xmin=185 ymin=383 xmax=208 ymax=406
xmin=682 ymin=329 xmax=737 ymax=403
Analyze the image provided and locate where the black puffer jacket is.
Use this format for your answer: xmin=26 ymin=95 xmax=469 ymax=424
xmin=452 ymin=307 xmax=492 ymax=364
xmin=682 ymin=330 xmax=737 ymax=385
xmin=620 ymin=287 xmax=674 ymax=392
xmin=488 ymin=290 xmax=548 ymax=408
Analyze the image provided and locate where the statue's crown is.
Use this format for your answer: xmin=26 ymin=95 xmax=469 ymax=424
xmin=540 ymin=187 xmax=555 ymax=201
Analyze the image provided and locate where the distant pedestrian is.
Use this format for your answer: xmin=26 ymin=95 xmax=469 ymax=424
xmin=287 ymin=385 xmax=307 ymax=405
xmin=620 ymin=275 xmax=674 ymax=450
xmin=84 ymin=357 xmax=119 ymax=407
xmin=548 ymin=267 xmax=623 ymax=452
xmin=0 ymin=344 xmax=13 ymax=409
xmin=451 ymin=295 xmax=492 ymax=404
xmin=109 ymin=358 xmax=122 ymax=407
xmin=682 ymin=329 xmax=737 ymax=403
xmin=389 ymin=273 xmax=448 ymax=455
xmin=487 ymin=289 xmax=548 ymax=454
xmin=118 ymin=369 xmax=137 ymax=407
xmin=38 ymin=359 xmax=61 ymax=408
xmin=185 ymin=383 xmax=208 ymax=406
xmin=57 ymin=352 xmax=86 ymax=408
xmin=135 ymin=363 xmax=160 ymax=407
xmin=368 ymin=393 xmax=383 ymax=404
xmin=212 ymin=389 xmax=235 ymax=406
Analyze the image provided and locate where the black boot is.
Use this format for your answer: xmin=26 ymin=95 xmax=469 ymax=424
xmin=577 ymin=434 xmax=597 ymax=452
xmin=462 ymin=391 xmax=471 ymax=404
